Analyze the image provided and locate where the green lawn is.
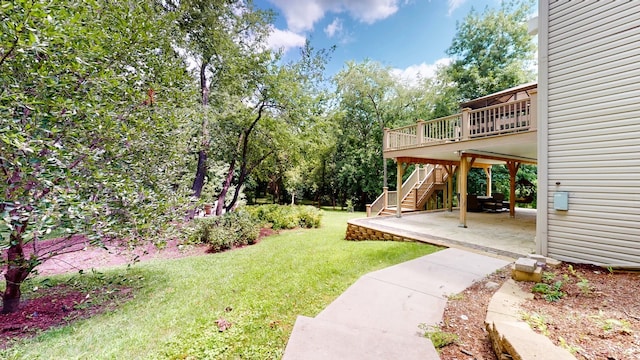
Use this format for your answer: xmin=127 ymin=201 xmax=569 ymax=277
xmin=2 ymin=210 xmax=440 ymax=359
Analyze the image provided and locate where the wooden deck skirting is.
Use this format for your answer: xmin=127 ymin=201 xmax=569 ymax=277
xmin=345 ymin=222 xmax=417 ymax=242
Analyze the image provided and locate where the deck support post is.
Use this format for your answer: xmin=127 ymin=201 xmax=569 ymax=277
xmin=396 ymin=160 xmax=404 ymax=218
xmin=507 ymin=161 xmax=521 ymax=218
xmin=484 ymin=167 xmax=492 ymax=196
xmin=446 ymin=165 xmax=456 ymax=212
xmin=459 ymin=155 xmax=469 ymax=228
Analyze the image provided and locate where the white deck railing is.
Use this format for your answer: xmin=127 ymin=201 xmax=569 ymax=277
xmin=384 ymin=97 xmax=533 ymax=151
xmin=468 ymin=98 xmax=530 ymax=138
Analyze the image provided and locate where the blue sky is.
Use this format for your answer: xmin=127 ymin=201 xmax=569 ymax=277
xmin=256 ymin=0 xmax=505 ymax=82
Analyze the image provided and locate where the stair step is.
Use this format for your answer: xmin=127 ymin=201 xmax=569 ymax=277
xmin=283 ymin=316 xmax=438 ymax=360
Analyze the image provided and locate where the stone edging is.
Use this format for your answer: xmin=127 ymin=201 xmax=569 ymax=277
xmin=345 ymin=222 xmax=415 ymax=242
xmin=485 ymin=279 xmax=577 ymax=360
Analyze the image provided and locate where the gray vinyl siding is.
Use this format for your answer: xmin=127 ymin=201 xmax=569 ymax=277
xmin=546 ymin=1 xmax=640 ymax=266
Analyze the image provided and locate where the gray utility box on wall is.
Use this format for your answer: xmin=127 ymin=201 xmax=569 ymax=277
xmin=553 ymin=191 xmax=569 ymax=211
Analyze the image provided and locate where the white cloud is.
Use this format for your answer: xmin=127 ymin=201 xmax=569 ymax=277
xmin=390 ymin=58 xmax=452 ymax=86
xmin=269 ymin=0 xmax=402 ymax=33
xmin=343 ymin=0 xmax=399 ymax=24
xmin=447 ymin=0 xmax=466 ymax=15
xmin=266 ymin=27 xmax=307 ymax=53
xmin=324 ymin=18 xmax=343 ymax=38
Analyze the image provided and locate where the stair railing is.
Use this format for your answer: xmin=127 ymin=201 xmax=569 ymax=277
xmin=366 ymin=165 xmax=449 ymax=216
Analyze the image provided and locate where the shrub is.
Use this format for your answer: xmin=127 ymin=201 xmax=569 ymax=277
xmin=184 ymin=210 xmax=260 ymax=252
xmin=297 ymin=206 xmax=322 ymax=228
xmin=246 ymin=205 xmax=322 ymax=230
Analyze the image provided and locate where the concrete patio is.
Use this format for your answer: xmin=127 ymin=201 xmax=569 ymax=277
xmin=347 ymin=208 xmax=536 ymax=259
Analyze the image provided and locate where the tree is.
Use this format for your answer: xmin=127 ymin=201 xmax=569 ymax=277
xmin=212 ymin=41 xmax=333 ymax=214
xmin=331 ymin=60 xmax=431 ymax=209
xmin=446 ymin=0 xmax=536 ymax=101
xmin=1 ymin=0 xmax=193 ymax=313
xmin=335 ymin=60 xmax=395 ymax=190
xmin=168 ymin=0 xmax=274 ymax=206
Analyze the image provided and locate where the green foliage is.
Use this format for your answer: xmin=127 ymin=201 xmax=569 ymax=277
xmin=184 ymin=210 xmax=260 ymax=252
xmin=565 ymin=265 xmax=593 ymax=295
xmin=521 ymin=312 xmax=550 ymax=336
xmin=541 ymin=271 xmax=556 ymax=283
xmin=330 ymin=60 xmax=432 ymax=210
xmin=532 ymin=281 xmax=566 ymax=302
xmin=0 ymin=0 xmax=196 ymax=312
xmin=558 ymin=336 xmax=583 ymax=355
xmin=446 ymin=0 xmax=536 ymax=101
xmin=419 ymin=324 xmax=459 ymax=349
xmin=576 ymin=278 xmax=591 ymax=295
xmin=601 ymin=318 xmax=633 ymax=335
xmin=247 ymin=205 xmax=322 ymax=230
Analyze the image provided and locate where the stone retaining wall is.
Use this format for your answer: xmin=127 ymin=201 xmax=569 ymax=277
xmin=345 ymin=222 xmax=416 ymax=242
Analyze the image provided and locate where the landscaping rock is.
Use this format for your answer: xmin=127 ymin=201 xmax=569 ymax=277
xmin=511 ymin=265 xmax=542 ymax=282
xmin=515 ymin=257 xmax=537 ymax=272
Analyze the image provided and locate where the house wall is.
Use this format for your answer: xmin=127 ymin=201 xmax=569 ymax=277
xmin=539 ymin=1 xmax=640 ymax=266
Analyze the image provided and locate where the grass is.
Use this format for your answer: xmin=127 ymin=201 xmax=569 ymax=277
xmin=418 ymin=324 xmax=459 ymax=349
xmin=2 ymin=210 xmax=441 ymax=359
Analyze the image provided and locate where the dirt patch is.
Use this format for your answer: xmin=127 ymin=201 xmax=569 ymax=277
xmin=31 ymin=238 xmax=210 ymax=277
xmin=438 ymin=263 xmax=640 ymax=360
xmin=0 ymin=284 xmax=134 ymax=349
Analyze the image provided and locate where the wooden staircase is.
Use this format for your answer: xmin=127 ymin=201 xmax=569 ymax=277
xmin=367 ymin=165 xmax=449 ymax=217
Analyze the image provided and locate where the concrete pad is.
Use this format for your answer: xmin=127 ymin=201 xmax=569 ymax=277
xmin=283 ymin=316 xmax=439 ymax=360
xmin=355 ymin=209 xmax=536 ymax=257
xmin=367 ymin=255 xmax=503 ymax=298
xmin=403 ymin=248 xmax=511 ymax=276
xmin=317 ymin=276 xmax=447 ymax=336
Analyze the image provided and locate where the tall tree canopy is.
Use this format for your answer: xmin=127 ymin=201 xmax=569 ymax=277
xmin=0 ymin=0 xmax=193 ymax=313
xmin=446 ymin=0 xmax=536 ymax=101
xmin=168 ymin=0 xmax=274 ymax=211
xmin=330 ymin=60 xmax=431 ymax=209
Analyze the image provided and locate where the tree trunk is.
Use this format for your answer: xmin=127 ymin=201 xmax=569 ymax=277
xmin=192 ymin=62 xmax=210 ymax=199
xmin=191 ymin=150 xmax=207 ymax=198
xmin=226 ymin=167 xmax=246 ymax=213
xmin=2 ymin=229 xmax=31 ymax=314
xmin=216 ymin=161 xmax=235 ymax=216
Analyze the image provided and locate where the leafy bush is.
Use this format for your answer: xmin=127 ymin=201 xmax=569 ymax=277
xmin=532 ymin=281 xmax=565 ymax=302
xmin=297 ymin=206 xmax=322 ymax=228
xmin=184 ymin=210 xmax=260 ymax=252
xmin=246 ymin=205 xmax=322 ymax=230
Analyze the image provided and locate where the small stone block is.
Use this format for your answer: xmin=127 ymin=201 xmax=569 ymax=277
xmin=511 ymin=265 xmax=542 ymax=282
xmin=515 ymin=257 xmax=537 ymax=273
xmin=527 ymin=254 xmax=547 ymax=265
xmin=546 ymin=258 xmax=562 ymax=267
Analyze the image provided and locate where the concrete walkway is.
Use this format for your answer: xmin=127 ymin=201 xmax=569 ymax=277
xmin=282 ymin=248 xmax=511 ymax=359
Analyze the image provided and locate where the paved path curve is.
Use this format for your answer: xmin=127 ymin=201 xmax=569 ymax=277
xmin=283 ymin=248 xmax=511 ymax=359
